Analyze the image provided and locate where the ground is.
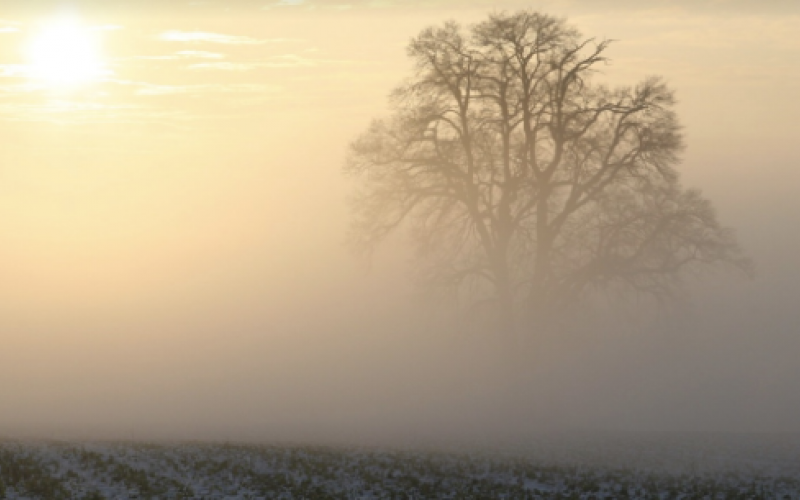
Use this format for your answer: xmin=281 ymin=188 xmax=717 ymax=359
xmin=0 ymin=433 xmax=798 ymax=498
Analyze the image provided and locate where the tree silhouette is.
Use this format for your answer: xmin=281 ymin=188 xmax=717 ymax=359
xmin=346 ymin=11 xmax=750 ymax=341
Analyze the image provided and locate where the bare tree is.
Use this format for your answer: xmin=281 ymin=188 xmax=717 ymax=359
xmin=345 ymin=11 xmax=750 ymax=342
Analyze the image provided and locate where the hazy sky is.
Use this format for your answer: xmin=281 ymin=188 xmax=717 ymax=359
xmin=0 ymin=0 xmax=798 ymax=441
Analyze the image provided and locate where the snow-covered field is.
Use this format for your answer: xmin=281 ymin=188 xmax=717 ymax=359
xmin=1 ymin=433 xmax=799 ymax=498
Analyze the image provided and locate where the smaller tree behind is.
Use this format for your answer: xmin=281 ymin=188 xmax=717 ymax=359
xmin=346 ymin=11 xmax=750 ymax=342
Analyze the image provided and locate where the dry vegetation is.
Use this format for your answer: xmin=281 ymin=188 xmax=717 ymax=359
xmin=1 ymin=434 xmax=798 ymax=499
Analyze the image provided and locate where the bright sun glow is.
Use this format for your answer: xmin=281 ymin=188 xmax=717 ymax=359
xmin=25 ymin=17 xmax=107 ymax=88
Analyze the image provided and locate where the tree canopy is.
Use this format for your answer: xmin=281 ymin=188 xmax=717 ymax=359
xmin=346 ymin=11 xmax=750 ymax=339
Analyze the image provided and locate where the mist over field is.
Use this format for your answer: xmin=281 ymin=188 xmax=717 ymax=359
xmin=0 ymin=0 xmax=799 ymax=448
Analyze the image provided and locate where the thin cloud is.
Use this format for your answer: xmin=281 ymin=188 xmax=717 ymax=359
xmin=0 ymin=64 xmax=26 ymax=78
xmin=269 ymin=0 xmax=306 ymax=5
xmin=0 ymin=83 xmax=39 ymax=94
xmin=160 ymin=31 xmax=299 ymax=45
xmin=189 ymin=56 xmax=316 ymax=70
xmin=133 ymin=51 xmax=226 ymax=61
xmin=186 ymin=54 xmax=365 ymax=71
xmin=93 ymin=25 xmax=123 ymax=32
xmin=261 ymin=0 xmax=457 ymax=8
xmin=0 ymin=100 xmax=143 ymax=125
xmin=177 ymin=51 xmax=225 ymax=59
xmin=188 ymin=62 xmax=270 ymax=71
xmin=135 ymin=83 xmax=282 ymax=96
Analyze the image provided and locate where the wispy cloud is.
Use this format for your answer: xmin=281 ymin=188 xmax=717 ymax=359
xmin=133 ymin=82 xmax=282 ymax=96
xmin=177 ymin=50 xmax=225 ymax=59
xmin=188 ymin=62 xmax=270 ymax=71
xmin=0 ymin=64 xmax=26 ymax=78
xmin=159 ymin=31 xmax=299 ymax=45
xmin=136 ymin=51 xmax=226 ymax=61
xmin=93 ymin=25 xmax=123 ymax=32
xmin=188 ymin=55 xmax=316 ymax=70
xmin=0 ymin=100 xmax=143 ymax=125
xmin=261 ymin=0 xmax=454 ymax=9
xmin=0 ymin=83 xmax=40 ymax=95
xmin=185 ymin=54 xmax=366 ymax=71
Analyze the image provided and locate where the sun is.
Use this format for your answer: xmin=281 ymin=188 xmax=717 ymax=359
xmin=25 ymin=17 xmax=108 ymax=88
